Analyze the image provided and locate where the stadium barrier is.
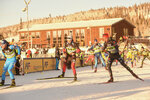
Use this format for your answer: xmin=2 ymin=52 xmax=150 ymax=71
xmin=23 ymin=57 xmax=93 ymax=74
xmin=43 ymin=58 xmax=56 ymax=71
xmin=23 ymin=58 xmax=43 ymax=73
xmin=0 ymin=57 xmax=93 ymax=76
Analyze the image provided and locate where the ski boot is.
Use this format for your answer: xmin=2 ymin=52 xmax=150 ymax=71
xmin=107 ymin=78 xmax=114 ymax=83
xmin=58 ymin=72 xmax=65 ymax=78
xmin=139 ymin=66 xmax=143 ymax=68
xmin=0 ymin=80 xmax=5 ymax=86
xmin=94 ymin=68 xmax=97 ymax=73
xmin=10 ymin=79 xmax=16 ymax=87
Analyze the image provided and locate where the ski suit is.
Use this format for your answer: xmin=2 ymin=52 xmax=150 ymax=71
xmin=103 ymin=38 xmax=142 ymax=82
xmin=140 ymin=49 xmax=150 ymax=68
xmin=85 ymin=49 xmax=94 ymax=64
xmin=126 ymin=48 xmax=134 ymax=66
xmin=1 ymin=45 xmax=19 ymax=80
xmin=62 ymin=42 xmax=80 ymax=76
xmin=89 ymin=43 xmax=106 ymax=68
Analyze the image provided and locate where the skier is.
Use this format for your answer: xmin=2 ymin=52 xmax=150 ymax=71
xmin=102 ymin=51 xmax=109 ymax=67
xmin=58 ymin=36 xmax=80 ymax=81
xmin=81 ymin=51 xmax=85 ymax=67
xmin=132 ymin=46 xmax=139 ymax=66
xmin=77 ymin=51 xmax=84 ymax=67
xmin=140 ymin=46 xmax=150 ymax=68
xmin=55 ymin=46 xmax=60 ymax=70
xmin=102 ymin=33 xmax=143 ymax=83
xmin=0 ymin=40 xmax=19 ymax=87
xmin=88 ymin=39 xmax=107 ymax=72
xmin=84 ymin=43 xmax=95 ymax=69
xmin=126 ymin=46 xmax=134 ymax=67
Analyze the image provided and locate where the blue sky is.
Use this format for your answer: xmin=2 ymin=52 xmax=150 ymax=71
xmin=0 ymin=0 xmax=150 ymax=28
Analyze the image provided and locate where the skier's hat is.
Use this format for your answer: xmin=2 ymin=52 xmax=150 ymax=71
xmin=103 ymin=33 xmax=109 ymax=38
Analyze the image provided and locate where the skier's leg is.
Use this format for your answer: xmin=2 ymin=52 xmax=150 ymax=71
xmin=8 ymin=62 xmax=15 ymax=80
xmin=107 ymin=57 xmax=114 ymax=82
xmin=56 ymin=58 xmax=59 ymax=70
xmin=91 ymin=55 xmax=94 ymax=69
xmin=71 ymin=59 xmax=77 ymax=81
xmin=80 ymin=59 xmax=83 ymax=67
xmin=71 ymin=62 xmax=76 ymax=75
xmin=117 ymin=55 xmax=143 ymax=81
xmin=91 ymin=55 xmax=94 ymax=62
xmin=140 ymin=56 xmax=146 ymax=68
xmin=134 ymin=56 xmax=137 ymax=66
xmin=8 ymin=61 xmax=16 ymax=86
xmin=58 ymin=62 xmax=66 ymax=77
xmin=85 ymin=56 xmax=91 ymax=64
xmin=131 ymin=55 xmax=134 ymax=67
xmin=94 ymin=55 xmax=98 ymax=72
xmin=131 ymin=60 xmax=134 ymax=68
xmin=99 ymin=53 xmax=106 ymax=67
xmin=99 ymin=53 xmax=107 ymax=70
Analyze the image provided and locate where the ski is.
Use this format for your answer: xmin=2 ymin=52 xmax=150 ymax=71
xmin=97 ymin=81 xmax=119 ymax=84
xmin=0 ymin=85 xmax=22 ymax=90
xmin=136 ymin=77 xmax=144 ymax=81
xmin=0 ymin=84 xmax=10 ymax=87
xmin=37 ymin=76 xmax=74 ymax=80
xmin=68 ymin=80 xmax=81 ymax=84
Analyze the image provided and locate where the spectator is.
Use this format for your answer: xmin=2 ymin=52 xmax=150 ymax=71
xmin=26 ymin=49 xmax=32 ymax=58
xmin=55 ymin=46 xmax=60 ymax=70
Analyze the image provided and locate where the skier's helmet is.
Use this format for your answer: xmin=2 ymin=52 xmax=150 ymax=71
xmin=94 ymin=39 xmax=98 ymax=42
xmin=1 ymin=40 xmax=9 ymax=45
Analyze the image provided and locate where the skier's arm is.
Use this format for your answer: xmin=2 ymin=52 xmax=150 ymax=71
xmin=102 ymin=42 xmax=107 ymax=52
xmin=16 ymin=46 xmax=21 ymax=58
xmin=75 ymin=42 xmax=81 ymax=53
xmin=17 ymin=46 xmax=21 ymax=55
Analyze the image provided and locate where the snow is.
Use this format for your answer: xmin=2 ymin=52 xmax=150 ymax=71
xmin=0 ymin=60 xmax=150 ymax=100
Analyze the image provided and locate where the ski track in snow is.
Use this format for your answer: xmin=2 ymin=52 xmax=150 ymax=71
xmin=0 ymin=60 xmax=150 ymax=100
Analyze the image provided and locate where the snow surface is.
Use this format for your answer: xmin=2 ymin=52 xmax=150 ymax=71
xmin=0 ymin=60 xmax=150 ymax=100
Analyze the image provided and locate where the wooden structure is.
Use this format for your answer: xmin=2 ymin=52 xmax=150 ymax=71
xmin=19 ymin=18 xmax=135 ymax=48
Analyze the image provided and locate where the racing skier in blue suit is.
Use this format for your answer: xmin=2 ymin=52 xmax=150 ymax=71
xmin=0 ymin=40 xmax=19 ymax=87
xmin=88 ymin=39 xmax=107 ymax=72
